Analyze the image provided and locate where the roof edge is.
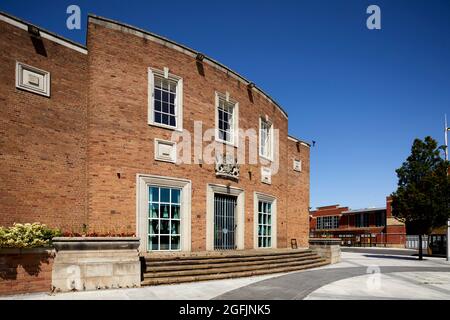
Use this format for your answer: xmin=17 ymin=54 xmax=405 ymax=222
xmin=288 ymin=135 xmax=311 ymax=147
xmin=0 ymin=11 xmax=87 ymax=54
xmin=342 ymin=207 xmax=387 ymax=214
xmin=87 ymin=14 xmax=289 ymax=119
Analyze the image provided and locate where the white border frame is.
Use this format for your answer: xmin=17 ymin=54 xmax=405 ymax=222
xmin=253 ymin=192 xmax=277 ymax=249
xmin=261 ymin=167 xmax=272 ymax=185
xmin=293 ymin=159 xmax=302 ymax=172
xmin=206 ymin=183 xmax=245 ymax=250
xmin=136 ymin=174 xmax=191 ymax=252
xmin=15 ymin=61 xmax=51 ymax=97
xmin=154 ymin=138 xmax=177 ymax=163
xmin=215 ymin=91 xmax=239 ymax=147
xmin=148 ymin=67 xmax=183 ymax=131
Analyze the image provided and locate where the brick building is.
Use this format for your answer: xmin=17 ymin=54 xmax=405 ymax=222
xmin=0 ymin=12 xmax=311 ymax=253
xmin=310 ymin=197 xmax=406 ymax=247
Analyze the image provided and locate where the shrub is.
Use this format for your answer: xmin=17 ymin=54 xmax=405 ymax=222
xmin=0 ymin=223 xmax=61 ymax=248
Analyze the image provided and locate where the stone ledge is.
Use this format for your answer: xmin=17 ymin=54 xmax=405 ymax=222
xmin=52 ymin=237 xmax=140 ymax=251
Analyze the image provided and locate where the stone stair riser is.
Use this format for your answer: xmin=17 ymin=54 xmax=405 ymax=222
xmin=144 ymin=258 xmax=325 ymax=278
xmin=141 ymin=261 xmax=328 ymax=286
xmin=145 ymin=252 xmax=316 ymax=267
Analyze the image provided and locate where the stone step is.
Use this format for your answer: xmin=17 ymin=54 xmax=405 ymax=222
xmin=141 ymin=260 xmax=328 ymax=286
xmin=144 ymin=249 xmax=313 ymax=262
xmin=145 ymin=250 xmax=316 ymax=267
xmin=143 ymin=256 xmax=325 ymax=278
xmin=145 ymin=253 xmax=321 ymax=273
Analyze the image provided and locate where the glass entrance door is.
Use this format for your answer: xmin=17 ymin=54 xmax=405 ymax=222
xmin=214 ymin=194 xmax=237 ymax=250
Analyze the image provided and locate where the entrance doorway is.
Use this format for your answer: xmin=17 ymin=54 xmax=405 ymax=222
xmin=214 ymin=194 xmax=237 ymax=250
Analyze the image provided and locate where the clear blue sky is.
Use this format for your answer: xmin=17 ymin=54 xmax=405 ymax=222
xmin=1 ymin=0 xmax=449 ymax=210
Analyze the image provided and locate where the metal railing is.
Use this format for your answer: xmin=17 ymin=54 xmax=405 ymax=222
xmin=214 ymin=194 xmax=237 ymax=250
xmin=405 ymin=235 xmax=428 ymax=249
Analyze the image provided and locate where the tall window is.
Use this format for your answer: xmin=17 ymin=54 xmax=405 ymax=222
xmin=259 ymin=118 xmax=273 ymax=160
xmin=148 ymin=186 xmax=181 ymax=251
xmin=215 ymin=92 xmax=238 ymax=145
xmin=148 ymin=68 xmax=183 ymax=130
xmin=375 ymin=211 xmax=385 ymax=227
xmin=355 ymin=213 xmax=369 ymax=228
xmin=258 ymin=201 xmax=272 ymax=248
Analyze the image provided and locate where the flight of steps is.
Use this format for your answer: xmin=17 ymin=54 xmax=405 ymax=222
xmin=141 ymin=249 xmax=328 ymax=286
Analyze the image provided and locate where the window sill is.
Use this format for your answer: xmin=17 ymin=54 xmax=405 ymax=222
xmin=259 ymin=154 xmax=273 ymax=162
xmin=148 ymin=121 xmax=183 ymax=132
xmin=215 ymin=137 xmax=238 ymax=148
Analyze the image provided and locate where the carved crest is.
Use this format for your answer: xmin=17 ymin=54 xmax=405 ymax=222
xmin=215 ymin=154 xmax=240 ymax=180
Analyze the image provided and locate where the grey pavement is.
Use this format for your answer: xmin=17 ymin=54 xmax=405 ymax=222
xmin=2 ymin=250 xmax=450 ymax=300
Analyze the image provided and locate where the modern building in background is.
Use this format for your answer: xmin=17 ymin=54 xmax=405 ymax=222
xmin=0 ymin=11 xmax=311 ymax=253
xmin=310 ymin=197 xmax=406 ymax=247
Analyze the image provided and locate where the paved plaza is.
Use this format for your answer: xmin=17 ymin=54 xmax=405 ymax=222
xmin=2 ymin=249 xmax=450 ymax=300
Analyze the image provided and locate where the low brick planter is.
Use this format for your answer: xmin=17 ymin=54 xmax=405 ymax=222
xmin=51 ymin=237 xmax=141 ymax=292
xmin=309 ymin=238 xmax=341 ymax=264
xmin=0 ymin=248 xmax=55 ymax=296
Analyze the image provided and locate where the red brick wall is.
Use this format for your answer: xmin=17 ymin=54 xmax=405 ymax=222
xmin=0 ymin=20 xmax=88 ymax=232
xmin=287 ymin=140 xmax=310 ymax=248
xmin=0 ymin=15 xmax=311 ymax=251
xmin=0 ymin=249 xmax=54 ymax=295
xmin=85 ymin=19 xmax=307 ymax=250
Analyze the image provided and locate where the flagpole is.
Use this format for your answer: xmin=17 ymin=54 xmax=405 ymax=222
xmin=445 ymin=114 xmax=450 ymax=262
xmin=445 ymin=114 xmax=449 ymax=161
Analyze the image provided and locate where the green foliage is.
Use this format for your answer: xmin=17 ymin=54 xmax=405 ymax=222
xmin=0 ymin=223 xmax=61 ymax=248
xmin=391 ymin=136 xmax=450 ymax=235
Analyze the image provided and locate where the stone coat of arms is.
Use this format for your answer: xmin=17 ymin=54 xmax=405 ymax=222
xmin=215 ymin=154 xmax=240 ymax=180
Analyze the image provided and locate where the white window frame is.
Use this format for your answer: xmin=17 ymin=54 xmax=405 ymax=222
xmin=215 ymin=92 xmax=239 ymax=147
xmin=136 ymin=174 xmax=191 ymax=252
xmin=253 ymin=192 xmax=277 ymax=249
xmin=259 ymin=117 xmax=274 ymax=161
xmin=148 ymin=67 xmax=183 ymax=131
xmin=293 ymin=159 xmax=302 ymax=172
xmin=15 ymin=61 xmax=51 ymax=97
xmin=206 ymin=184 xmax=245 ymax=251
xmin=316 ymin=215 xmax=339 ymax=230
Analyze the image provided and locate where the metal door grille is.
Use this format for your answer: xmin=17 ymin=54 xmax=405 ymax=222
xmin=214 ymin=194 xmax=237 ymax=250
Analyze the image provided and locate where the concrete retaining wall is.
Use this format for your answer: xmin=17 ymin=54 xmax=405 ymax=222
xmin=309 ymin=238 xmax=341 ymax=264
xmin=51 ymin=237 xmax=141 ymax=292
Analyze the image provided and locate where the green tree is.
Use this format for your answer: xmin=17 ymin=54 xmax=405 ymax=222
xmin=391 ymin=136 xmax=450 ymax=260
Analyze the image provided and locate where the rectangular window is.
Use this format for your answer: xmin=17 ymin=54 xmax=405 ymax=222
xmin=355 ymin=214 xmax=361 ymax=228
xmin=215 ymin=92 xmax=238 ymax=145
xmin=375 ymin=211 xmax=385 ymax=227
xmin=148 ymin=68 xmax=183 ymax=130
xmin=258 ymin=201 xmax=272 ymax=248
xmin=355 ymin=213 xmax=369 ymax=228
xmin=316 ymin=216 xmax=339 ymax=230
xmin=148 ymin=186 xmax=181 ymax=251
xmin=260 ymin=118 xmax=273 ymax=160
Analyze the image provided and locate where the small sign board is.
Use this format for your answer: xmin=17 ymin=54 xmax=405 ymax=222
xmin=291 ymin=239 xmax=298 ymax=249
